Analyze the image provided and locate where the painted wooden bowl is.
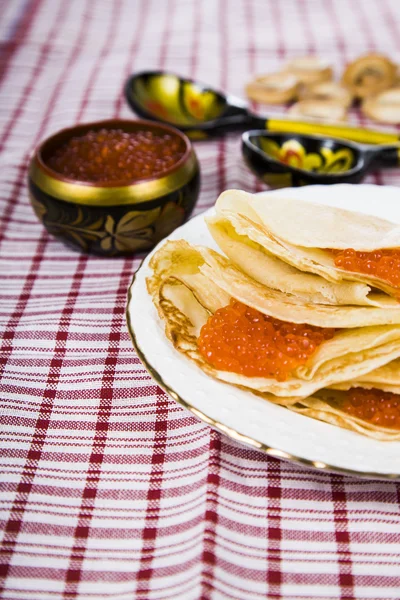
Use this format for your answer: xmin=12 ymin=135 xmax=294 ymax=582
xmin=28 ymin=119 xmax=200 ymax=256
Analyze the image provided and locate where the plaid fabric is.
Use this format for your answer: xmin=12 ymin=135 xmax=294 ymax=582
xmin=2 ymin=1 xmax=400 ymax=598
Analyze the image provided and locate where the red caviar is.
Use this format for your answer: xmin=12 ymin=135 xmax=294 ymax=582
xmin=341 ymin=388 xmax=400 ymax=429
xmin=330 ymin=248 xmax=400 ymax=288
xmin=197 ymin=299 xmax=335 ymax=381
xmin=47 ymin=128 xmax=185 ymax=183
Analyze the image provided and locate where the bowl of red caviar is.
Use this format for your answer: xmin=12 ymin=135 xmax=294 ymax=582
xmin=28 ymin=119 xmax=200 ymax=255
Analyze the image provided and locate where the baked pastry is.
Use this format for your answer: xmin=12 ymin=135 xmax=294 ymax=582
xmin=283 ymin=56 xmax=333 ymax=85
xmin=362 ymin=87 xmax=400 ymax=123
xmin=245 ymin=72 xmax=299 ymax=104
xmin=342 ymin=53 xmax=396 ymax=98
xmin=299 ymin=81 xmax=352 ymax=108
xmin=288 ymin=99 xmax=347 ymax=122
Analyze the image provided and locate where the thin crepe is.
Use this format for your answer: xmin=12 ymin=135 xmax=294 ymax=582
xmin=214 ymin=189 xmax=400 ymax=298
xmin=286 ymin=390 xmax=400 ymax=441
xmin=147 ymin=240 xmax=400 ymax=398
xmin=197 ymin=244 xmax=400 ymax=328
xmin=207 ymin=216 xmax=397 ymax=307
xmin=330 ymin=358 xmax=400 ymax=393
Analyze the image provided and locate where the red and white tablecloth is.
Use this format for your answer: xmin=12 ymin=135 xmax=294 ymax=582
xmin=2 ymin=1 xmax=400 ymax=598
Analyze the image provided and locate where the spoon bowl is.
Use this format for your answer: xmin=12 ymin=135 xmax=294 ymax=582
xmin=125 ymin=71 xmax=249 ymax=137
xmin=242 ymin=131 xmax=367 ymax=187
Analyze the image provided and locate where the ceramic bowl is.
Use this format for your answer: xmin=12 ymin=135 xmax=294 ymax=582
xmin=28 ymin=119 xmax=200 ymax=256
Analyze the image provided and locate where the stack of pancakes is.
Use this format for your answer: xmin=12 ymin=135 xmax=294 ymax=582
xmin=147 ymin=190 xmax=400 ymax=440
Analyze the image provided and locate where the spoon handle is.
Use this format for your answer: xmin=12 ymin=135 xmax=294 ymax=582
xmin=249 ymin=115 xmax=400 ymax=145
xmin=367 ymin=145 xmax=400 ymax=169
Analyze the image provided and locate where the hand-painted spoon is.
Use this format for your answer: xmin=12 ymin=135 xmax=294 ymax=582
xmin=125 ymin=70 xmax=400 ymax=144
xmin=241 ymin=130 xmax=400 ymax=187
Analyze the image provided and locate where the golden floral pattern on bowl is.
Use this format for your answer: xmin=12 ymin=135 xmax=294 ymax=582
xmin=29 ymin=174 xmax=198 ymax=256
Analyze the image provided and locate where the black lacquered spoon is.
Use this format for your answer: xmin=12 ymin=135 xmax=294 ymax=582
xmin=241 ymin=131 xmax=400 ymax=187
xmin=125 ymin=70 xmax=400 ymax=144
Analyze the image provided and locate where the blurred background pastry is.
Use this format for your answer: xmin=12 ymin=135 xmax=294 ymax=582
xmin=245 ymin=72 xmax=299 ymax=104
xmin=283 ymin=56 xmax=333 ymax=86
xmin=245 ymin=52 xmax=400 ymax=125
xmin=342 ymin=53 xmax=396 ymax=98
xmin=299 ymin=81 xmax=352 ymax=108
xmin=288 ymin=99 xmax=348 ymax=122
xmin=362 ymin=87 xmax=400 ymax=123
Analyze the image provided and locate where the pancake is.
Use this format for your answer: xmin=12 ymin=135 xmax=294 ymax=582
xmin=147 ymin=188 xmax=400 ymax=441
xmin=330 ymin=358 xmax=400 ymax=393
xmin=197 ymin=245 xmax=400 ymax=327
xmin=147 ymin=240 xmax=400 ymax=399
xmin=213 ymin=189 xmax=400 ymax=299
xmin=206 ymin=216 xmax=397 ymax=308
xmin=287 ymin=389 xmax=400 ymax=441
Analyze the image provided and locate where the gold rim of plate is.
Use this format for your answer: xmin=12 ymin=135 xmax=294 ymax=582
xmin=126 ymin=262 xmax=400 ymax=481
xmin=29 ymin=151 xmax=198 ymax=206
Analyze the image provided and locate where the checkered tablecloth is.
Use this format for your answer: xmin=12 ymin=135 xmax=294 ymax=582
xmin=2 ymin=1 xmax=400 ymax=598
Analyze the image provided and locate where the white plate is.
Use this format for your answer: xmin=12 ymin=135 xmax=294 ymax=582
xmin=127 ymin=184 xmax=400 ymax=480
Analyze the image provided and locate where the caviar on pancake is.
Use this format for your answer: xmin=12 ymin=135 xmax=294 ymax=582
xmin=330 ymin=248 xmax=400 ymax=289
xmin=197 ymin=299 xmax=335 ymax=381
xmin=341 ymin=388 xmax=400 ymax=429
xmin=47 ymin=128 xmax=185 ymax=183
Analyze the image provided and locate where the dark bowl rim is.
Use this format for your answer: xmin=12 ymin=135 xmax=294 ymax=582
xmin=34 ymin=118 xmax=193 ymax=188
xmin=241 ymin=130 xmax=364 ymax=179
